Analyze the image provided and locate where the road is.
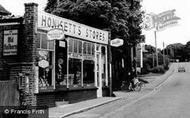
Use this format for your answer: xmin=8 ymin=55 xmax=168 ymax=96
xmin=67 ymin=63 xmax=190 ymax=118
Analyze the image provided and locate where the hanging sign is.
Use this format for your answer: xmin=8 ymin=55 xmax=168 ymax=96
xmin=47 ymin=28 xmax=64 ymax=40
xmin=110 ymin=38 xmax=124 ymax=47
xmin=3 ymin=30 xmax=18 ymax=56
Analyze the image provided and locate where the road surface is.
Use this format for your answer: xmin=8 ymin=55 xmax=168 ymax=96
xmin=67 ymin=63 xmax=190 ymax=118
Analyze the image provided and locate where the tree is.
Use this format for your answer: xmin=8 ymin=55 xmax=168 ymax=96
xmin=164 ymin=43 xmax=185 ymax=62
xmin=45 ymin=0 xmax=144 ymax=45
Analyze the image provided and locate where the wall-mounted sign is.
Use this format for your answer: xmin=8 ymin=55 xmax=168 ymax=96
xmin=110 ymin=38 xmax=124 ymax=47
xmin=38 ymin=11 xmax=109 ymax=44
xmin=3 ymin=30 xmax=18 ymax=56
xmin=47 ymin=28 xmax=64 ymax=40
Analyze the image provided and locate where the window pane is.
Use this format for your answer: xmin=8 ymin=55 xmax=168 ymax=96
xmin=37 ymin=33 xmax=41 ymax=48
xmin=69 ymin=59 xmax=82 ymax=86
xmin=83 ymin=42 xmax=87 ymax=54
xmin=48 ymin=40 xmax=54 ymax=50
xmin=78 ymin=40 xmax=82 ymax=54
xmin=41 ymin=34 xmax=47 ymax=49
xmin=37 ymin=50 xmax=53 ymax=88
xmin=83 ymin=60 xmax=95 ymax=86
xmin=74 ymin=40 xmax=78 ymax=53
xmin=69 ymin=38 xmax=73 ymax=53
xmin=88 ymin=43 xmax=91 ymax=55
xmin=92 ymin=44 xmax=95 ymax=55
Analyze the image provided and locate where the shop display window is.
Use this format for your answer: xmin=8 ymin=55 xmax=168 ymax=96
xmin=37 ymin=50 xmax=53 ymax=87
xmin=68 ymin=38 xmax=82 ymax=55
xmin=69 ymin=58 xmax=82 ymax=87
xmin=83 ymin=60 xmax=95 ymax=86
xmin=37 ymin=32 xmax=55 ymax=90
xmin=56 ymin=41 xmax=67 ymax=86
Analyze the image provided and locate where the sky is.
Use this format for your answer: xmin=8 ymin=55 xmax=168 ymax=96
xmin=0 ymin=0 xmax=190 ymax=49
xmin=142 ymin=0 xmax=190 ymax=49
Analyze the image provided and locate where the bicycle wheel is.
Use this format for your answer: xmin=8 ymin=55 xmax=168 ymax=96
xmin=134 ymin=83 xmax=142 ymax=92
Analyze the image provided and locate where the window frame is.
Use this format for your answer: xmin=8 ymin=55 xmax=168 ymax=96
xmin=36 ymin=31 xmax=56 ymax=91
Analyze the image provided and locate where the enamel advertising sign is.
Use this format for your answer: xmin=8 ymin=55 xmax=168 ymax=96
xmin=110 ymin=38 xmax=124 ymax=47
xmin=3 ymin=30 xmax=18 ymax=56
xmin=143 ymin=9 xmax=180 ymax=31
xmin=47 ymin=28 xmax=64 ymax=40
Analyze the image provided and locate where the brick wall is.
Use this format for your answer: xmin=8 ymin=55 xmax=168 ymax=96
xmin=0 ymin=3 xmax=39 ymax=106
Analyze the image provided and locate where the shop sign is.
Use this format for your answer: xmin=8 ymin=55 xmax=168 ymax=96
xmin=110 ymin=38 xmax=123 ymax=47
xmin=3 ymin=30 xmax=18 ymax=56
xmin=38 ymin=11 xmax=109 ymax=44
xmin=143 ymin=9 xmax=180 ymax=31
xmin=156 ymin=9 xmax=180 ymax=31
xmin=47 ymin=28 xmax=64 ymax=40
xmin=38 ymin=60 xmax=49 ymax=68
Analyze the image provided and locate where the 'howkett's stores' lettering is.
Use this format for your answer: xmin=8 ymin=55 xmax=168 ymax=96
xmin=38 ymin=11 xmax=108 ymax=44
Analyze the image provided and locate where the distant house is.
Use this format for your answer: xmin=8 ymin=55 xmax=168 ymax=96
xmin=0 ymin=4 xmax=11 ymax=16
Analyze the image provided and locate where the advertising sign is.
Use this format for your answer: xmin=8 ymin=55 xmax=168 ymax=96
xmin=47 ymin=28 xmax=64 ymax=40
xmin=3 ymin=30 xmax=18 ymax=56
xmin=38 ymin=11 xmax=109 ymax=44
xmin=143 ymin=9 xmax=180 ymax=31
xmin=110 ymin=38 xmax=123 ymax=47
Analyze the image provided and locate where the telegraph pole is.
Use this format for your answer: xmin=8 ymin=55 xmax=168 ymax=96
xmin=154 ymin=30 xmax=158 ymax=67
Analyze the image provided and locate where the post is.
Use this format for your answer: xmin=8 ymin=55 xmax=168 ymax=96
xmin=108 ymin=32 xmax=112 ymax=97
xmin=163 ymin=42 xmax=165 ymax=65
xmin=154 ymin=30 xmax=158 ymax=67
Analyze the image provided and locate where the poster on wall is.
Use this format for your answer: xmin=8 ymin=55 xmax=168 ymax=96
xmin=3 ymin=30 xmax=18 ymax=56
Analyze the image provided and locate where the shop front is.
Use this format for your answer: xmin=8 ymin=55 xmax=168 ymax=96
xmin=30 ymin=4 xmax=110 ymax=106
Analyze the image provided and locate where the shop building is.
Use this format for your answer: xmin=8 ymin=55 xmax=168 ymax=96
xmin=0 ymin=3 xmax=110 ymax=107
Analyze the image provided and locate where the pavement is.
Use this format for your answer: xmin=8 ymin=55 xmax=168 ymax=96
xmin=49 ymin=67 xmax=175 ymax=118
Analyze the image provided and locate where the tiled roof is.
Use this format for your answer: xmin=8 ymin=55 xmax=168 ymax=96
xmin=0 ymin=4 xmax=11 ymax=15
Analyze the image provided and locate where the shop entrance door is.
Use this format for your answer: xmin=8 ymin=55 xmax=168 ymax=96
xmin=96 ymin=52 xmax=102 ymax=97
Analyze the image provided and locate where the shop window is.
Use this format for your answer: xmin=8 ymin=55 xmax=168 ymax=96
xmin=92 ymin=44 xmax=95 ymax=55
xmin=41 ymin=34 xmax=48 ymax=49
xmin=56 ymin=41 xmax=67 ymax=86
xmin=87 ymin=43 xmax=91 ymax=55
xmin=83 ymin=42 xmax=87 ymax=54
xmin=69 ymin=38 xmax=73 ymax=53
xmin=37 ymin=50 xmax=53 ymax=88
xmin=69 ymin=58 xmax=82 ymax=87
xmin=83 ymin=60 xmax=95 ymax=86
xmin=74 ymin=39 xmax=78 ymax=53
xmin=37 ymin=32 xmax=55 ymax=90
xmin=78 ymin=41 xmax=82 ymax=54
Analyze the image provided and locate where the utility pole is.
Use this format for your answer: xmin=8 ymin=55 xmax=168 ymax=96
xmin=154 ymin=30 xmax=158 ymax=67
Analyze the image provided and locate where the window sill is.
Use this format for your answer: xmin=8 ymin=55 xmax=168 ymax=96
xmin=55 ymin=85 xmax=97 ymax=91
xmin=38 ymin=86 xmax=54 ymax=93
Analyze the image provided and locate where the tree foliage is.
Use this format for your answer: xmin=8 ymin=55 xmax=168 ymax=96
xmin=45 ymin=0 xmax=144 ymax=45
